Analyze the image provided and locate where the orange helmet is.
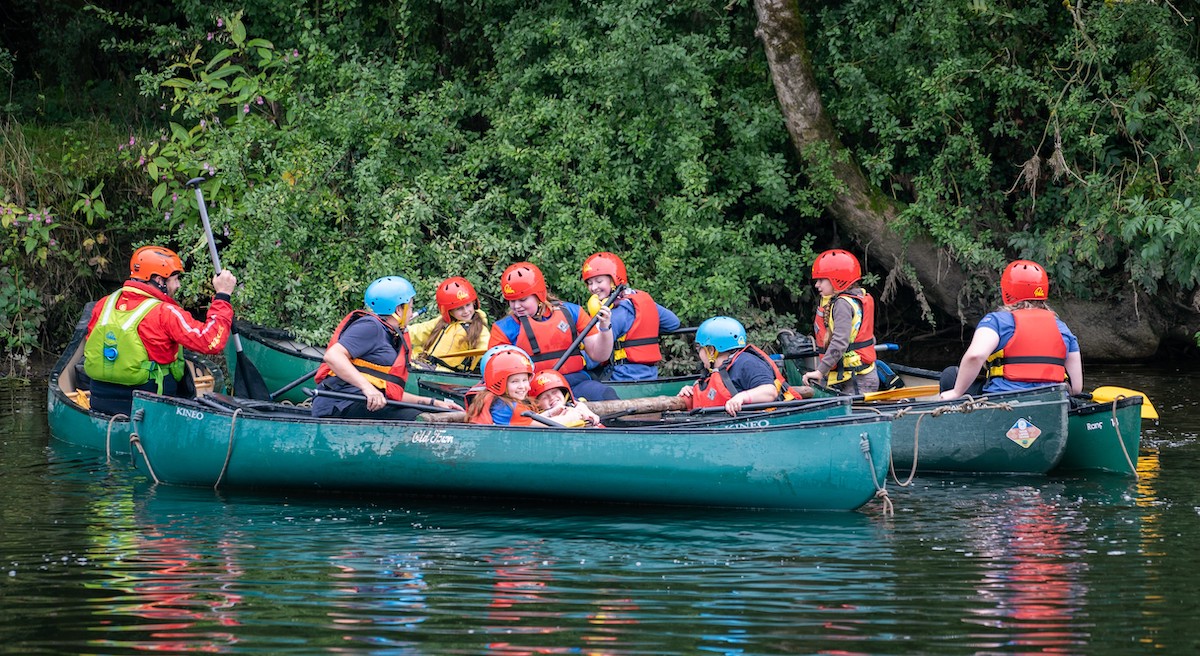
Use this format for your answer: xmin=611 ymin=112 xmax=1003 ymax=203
xmin=130 ymin=246 xmax=184 ymax=282
xmin=811 ymin=249 xmax=861 ymax=292
xmin=1000 ymin=260 xmax=1049 ymax=305
xmin=529 ymin=369 xmax=573 ymax=400
xmin=435 ymin=276 xmax=478 ymax=323
xmin=483 ymin=349 xmax=534 ymax=395
xmin=501 ymin=262 xmax=547 ymax=303
xmin=581 ymin=251 xmax=628 ymax=286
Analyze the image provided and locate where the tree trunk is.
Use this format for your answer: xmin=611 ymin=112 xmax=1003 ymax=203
xmin=751 ymin=0 xmax=1167 ymax=359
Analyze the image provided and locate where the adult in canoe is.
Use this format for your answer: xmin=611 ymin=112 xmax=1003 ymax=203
xmin=940 ymin=259 xmax=1083 ymax=400
xmin=409 ymin=276 xmax=489 ymax=372
xmin=800 ymin=249 xmax=880 ymax=394
xmin=678 ymin=316 xmax=810 ymax=416
xmin=489 ymin=261 xmax=618 ymax=401
xmin=312 ymin=276 xmax=463 ymax=420
xmin=83 ymin=245 xmax=236 ymax=415
xmin=580 ymin=251 xmax=681 ymax=382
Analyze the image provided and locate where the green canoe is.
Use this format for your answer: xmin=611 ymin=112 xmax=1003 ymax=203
xmin=127 ymin=392 xmax=896 ymax=511
xmin=47 ymin=304 xmax=224 ymax=457
xmin=882 ymin=363 xmax=1141 ymax=476
xmin=226 ymin=321 xmax=696 ymax=404
xmin=1059 ymin=395 xmax=1143 ymax=475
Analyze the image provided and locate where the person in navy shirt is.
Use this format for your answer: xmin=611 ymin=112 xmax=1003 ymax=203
xmin=580 ymin=251 xmax=681 ymax=382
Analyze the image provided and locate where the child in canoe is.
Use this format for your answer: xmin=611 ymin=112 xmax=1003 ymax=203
xmin=466 ymin=348 xmax=541 ymax=425
xmin=580 ymin=251 xmax=681 ymax=381
xmin=409 ymin=276 xmax=489 ymax=372
xmin=489 ymin=261 xmax=617 ymax=401
xmin=530 ymin=369 xmax=602 ymax=427
xmin=939 ymin=259 xmax=1083 ymax=400
xmin=800 ymin=249 xmax=880 ymax=394
xmin=678 ymin=316 xmax=810 ymax=416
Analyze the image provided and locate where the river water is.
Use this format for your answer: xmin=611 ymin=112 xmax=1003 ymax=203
xmin=3 ymin=363 xmax=1199 ymax=654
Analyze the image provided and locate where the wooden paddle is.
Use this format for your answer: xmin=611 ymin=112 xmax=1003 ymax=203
xmin=417 ymin=395 xmax=690 ymax=424
xmin=857 ymin=384 xmax=941 ymax=402
xmin=1090 ymin=385 xmax=1159 ymax=420
xmin=308 ymin=388 xmax=458 ymax=413
xmin=187 ymin=177 xmax=271 ymax=401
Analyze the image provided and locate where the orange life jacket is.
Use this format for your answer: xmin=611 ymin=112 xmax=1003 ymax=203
xmin=986 ymin=309 xmax=1067 ymax=383
xmin=314 ymin=310 xmax=412 ymax=401
xmin=813 ymin=289 xmax=877 ymax=384
xmin=468 ymin=397 xmax=537 ymax=426
xmin=688 ymin=345 xmax=807 ymax=409
xmin=514 ymin=305 xmax=586 ymax=375
xmin=611 ymin=290 xmax=663 ymax=365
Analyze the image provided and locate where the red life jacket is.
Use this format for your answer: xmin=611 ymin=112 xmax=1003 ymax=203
xmin=813 ymin=289 xmax=877 ymax=384
xmin=468 ymin=397 xmax=537 ymax=426
xmin=611 ymin=290 xmax=663 ymax=365
xmin=514 ymin=305 xmax=586 ymax=375
xmin=986 ymin=308 xmax=1067 ymax=383
xmin=314 ymin=310 xmax=412 ymax=401
xmin=688 ymin=345 xmax=807 ymax=409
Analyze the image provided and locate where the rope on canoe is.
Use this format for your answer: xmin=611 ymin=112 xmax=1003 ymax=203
xmin=860 ymin=432 xmax=893 ymax=516
xmin=105 ymin=413 xmax=129 ymax=463
xmin=1110 ymin=396 xmax=1139 ymax=480
xmin=128 ymin=433 xmax=160 ymax=484
xmin=214 ymin=408 xmax=242 ymax=490
xmin=886 ymin=396 xmax=1014 ymax=487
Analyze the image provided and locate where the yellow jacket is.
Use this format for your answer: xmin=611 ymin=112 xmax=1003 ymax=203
xmin=409 ymin=311 xmax=490 ymax=371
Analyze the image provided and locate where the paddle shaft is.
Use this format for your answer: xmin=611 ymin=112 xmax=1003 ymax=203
xmin=551 ymin=284 xmax=628 ymax=371
xmin=309 ymin=388 xmax=457 ymax=413
xmin=187 ymin=178 xmax=243 ymax=354
xmin=270 ymin=367 xmax=319 ymax=400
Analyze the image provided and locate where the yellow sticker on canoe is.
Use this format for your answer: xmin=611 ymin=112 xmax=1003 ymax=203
xmin=1006 ymin=418 xmax=1042 ymax=448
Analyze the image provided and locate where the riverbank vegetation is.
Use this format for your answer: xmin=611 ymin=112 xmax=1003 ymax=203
xmin=3 ymin=1 xmax=1199 ymax=375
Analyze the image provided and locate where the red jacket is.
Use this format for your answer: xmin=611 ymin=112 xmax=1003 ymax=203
xmin=86 ymin=279 xmax=233 ymax=364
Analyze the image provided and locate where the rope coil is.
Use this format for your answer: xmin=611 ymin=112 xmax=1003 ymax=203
xmin=214 ymin=408 xmax=242 ymax=489
xmin=105 ymin=413 xmax=129 ymax=462
xmin=128 ymin=433 xmax=160 ymax=484
xmin=859 ymin=433 xmax=893 ymax=516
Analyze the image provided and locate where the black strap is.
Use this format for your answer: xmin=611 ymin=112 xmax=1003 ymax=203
xmin=993 ymin=355 xmax=1066 ymax=366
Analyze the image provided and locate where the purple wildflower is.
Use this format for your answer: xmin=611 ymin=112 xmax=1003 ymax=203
xmin=207 ymin=32 xmax=214 ymax=41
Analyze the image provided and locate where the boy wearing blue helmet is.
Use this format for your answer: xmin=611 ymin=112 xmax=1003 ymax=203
xmin=312 ymin=276 xmax=463 ymax=420
xmin=677 ymin=316 xmax=810 ymax=416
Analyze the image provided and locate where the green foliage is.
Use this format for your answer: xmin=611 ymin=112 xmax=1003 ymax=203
xmin=813 ymin=0 xmax=1200 ymax=304
xmin=116 ymin=0 xmax=824 ymax=346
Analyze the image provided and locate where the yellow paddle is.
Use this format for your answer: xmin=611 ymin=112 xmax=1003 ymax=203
xmin=860 ymin=384 xmax=941 ymax=402
xmin=439 ymin=347 xmax=488 ymax=360
xmin=1090 ymin=385 xmax=1159 ymax=420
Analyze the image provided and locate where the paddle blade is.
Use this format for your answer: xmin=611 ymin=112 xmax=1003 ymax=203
xmin=1090 ymin=385 xmax=1159 ymax=420
xmin=862 ymin=384 xmax=941 ymax=402
xmin=233 ymin=350 xmax=271 ymax=400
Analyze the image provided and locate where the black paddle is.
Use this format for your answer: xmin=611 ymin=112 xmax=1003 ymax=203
xmin=688 ymin=396 xmax=827 ymax=415
xmin=269 ymin=367 xmax=319 ymax=400
xmin=308 ymin=388 xmax=457 ymax=413
xmin=551 ymin=283 xmax=628 ymax=371
xmin=187 ymin=177 xmax=271 ymax=401
xmin=520 ymin=410 xmax=567 ymax=428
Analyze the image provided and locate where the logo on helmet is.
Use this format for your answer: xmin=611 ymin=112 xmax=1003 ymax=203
xmin=503 ymin=283 xmax=515 ymax=296
xmin=1035 ymin=286 xmax=1046 ymax=298
xmin=456 ymin=290 xmax=469 ymax=300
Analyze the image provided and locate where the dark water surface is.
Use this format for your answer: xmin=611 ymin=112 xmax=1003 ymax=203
xmin=4 ymin=364 xmax=1200 ymax=654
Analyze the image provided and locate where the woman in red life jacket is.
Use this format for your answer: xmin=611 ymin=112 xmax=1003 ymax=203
xmin=466 ymin=349 xmax=540 ymax=425
xmin=529 ymin=369 xmax=602 ymax=427
xmin=940 ymin=260 xmax=1083 ymax=400
xmin=580 ymin=251 xmax=681 ymax=382
xmin=801 ymin=249 xmax=880 ymax=394
xmin=409 ymin=276 xmax=490 ymax=372
xmin=83 ymin=245 xmax=237 ymax=416
xmin=312 ymin=276 xmax=462 ymax=420
xmin=677 ymin=316 xmax=809 ymax=416
xmin=489 ymin=261 xmax=618 ymax=401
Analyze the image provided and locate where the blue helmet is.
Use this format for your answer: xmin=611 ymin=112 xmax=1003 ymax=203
xmin=478 ymin=344 xmax=529 ymax=377
xmin=364 ymin=276 xmax=416 ymax=315
xmin=696 ymin=316 xmax=747 ymax=353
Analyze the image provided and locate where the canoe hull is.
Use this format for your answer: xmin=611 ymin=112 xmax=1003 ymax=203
xmin=130 ymin=393 xmax=894 ymax=511
xmin=1060 ymin=396 xmax=1142 ymax=475
xmin=875 ymin=384 xmax=1070 ymax=474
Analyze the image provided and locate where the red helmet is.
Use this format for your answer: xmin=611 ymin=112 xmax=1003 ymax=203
xmin=529 ymin=369 xmax=573 ymax=400
xmin=435 ymin=276 xmax=478 ymax=323
xmin=811 ymin=249 xmax=861 ymax=292
xmin=1000 ymin=260 xmax=1050 ymax=305
xmin=130 ymin=245 xmax=184 ymax=282
xmin=484 ymin=349 xmax=534 ymax=395
xmin=581 ymin=251 xmax=628 ymax=286
xmin=501 ymin=262 xmax=547 ymax=302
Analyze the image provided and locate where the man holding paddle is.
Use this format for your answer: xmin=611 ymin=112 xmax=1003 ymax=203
xmin=82 ymin=245 xmax=236 ymax=416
